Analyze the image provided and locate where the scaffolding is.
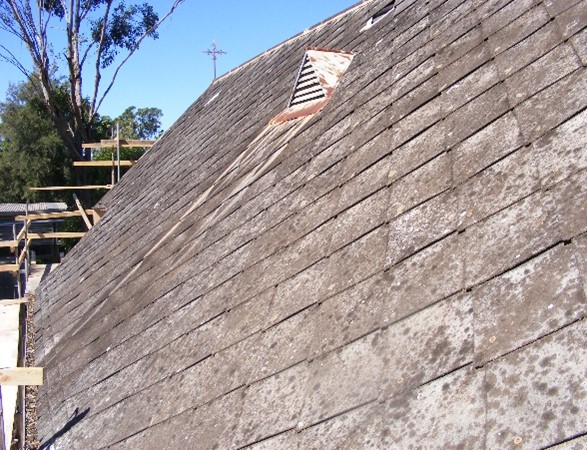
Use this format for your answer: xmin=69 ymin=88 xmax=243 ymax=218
xmin=0 ymin=134 xmax=154 ymax=449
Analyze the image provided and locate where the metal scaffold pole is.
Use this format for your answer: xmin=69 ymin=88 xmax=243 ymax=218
xmin=116 ymin=122 xmax=121 ymax=183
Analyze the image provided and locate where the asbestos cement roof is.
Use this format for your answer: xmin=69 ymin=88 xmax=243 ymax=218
xmin=0 ymin=202 xmax=67 ymax=217
xmin=34 ymin=0 xmax=587 ymax=448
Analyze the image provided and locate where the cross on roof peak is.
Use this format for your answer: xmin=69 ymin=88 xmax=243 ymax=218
xmin=203 ymin=40 xmax=227 ymax=80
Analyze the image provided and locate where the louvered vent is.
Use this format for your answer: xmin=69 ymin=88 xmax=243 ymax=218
xmin=373 ymin=1 xmax=395 ymax=22
xmin=289 ymin=55 xmax=327 ymax=107
xmin=361 ymin=1 xmax=395 ymax=31
xmin=270 ymin=48 xmax=354 ymax=124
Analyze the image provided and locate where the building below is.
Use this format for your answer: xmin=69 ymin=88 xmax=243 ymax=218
xmin=0 ymin=203 xmax=66 ymax=299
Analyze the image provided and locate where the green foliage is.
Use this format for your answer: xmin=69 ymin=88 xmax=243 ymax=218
xmin=60 ymin=216 xmax=84 ymax=253
xmin=116 ymin=106 xmax=163 ymax=140
xmin=0 ymin=0 xmax=177 ymax=254
xmin=91 ymin=106 xmax=162 ymax=182
xmin=41 ymin=0 xmax=66 ymax=18
xmin=0 ymin=81 xmax=73 ymax=202
xmin=93 ymin=2 xmax=160 ymax=68
xmin=1 ymin=1 xmax=181 ymax=164
xmin=0 ymin=79 xmax=162 ymax=203
xmin=93 ymin=146 xmax=146 ymax=162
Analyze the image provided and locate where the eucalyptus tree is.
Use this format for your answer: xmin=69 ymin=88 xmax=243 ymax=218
xmin=0 ymin=76 xmax=163 ymax=205
xmin=0 ymin=0 xmax=182 ymax=161
xmin=0 ymin=79 xmax=72 ymax=202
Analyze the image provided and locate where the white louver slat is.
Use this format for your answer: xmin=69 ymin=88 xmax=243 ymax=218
xmin=289 ymin=55 xmax=327 ymax=107
xmin=270 ymin=48 xmax=353 ymax=124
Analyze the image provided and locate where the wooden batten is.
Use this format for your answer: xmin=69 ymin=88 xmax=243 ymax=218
xmin=27 ymin=232 xmax=85 ymax=239
xmin=81 ymin=139 xmax=155 ymax=149
xmin=14 ymin=210 xmax=94 ymax=221
xmin=16 ymin=238 xmax=31 ymax=267
xmin=73 ymin=160 xmax=136 ymax=167
xmin=0 ymin=264 xmax=20 ymax=273
xmin=73 ymin=194 xmax=93 ymax=230
xmin=29 ymin=185 xmax=113 ymax=191
xmin=14 ymin=220 xmax=30 ymax=245
xmin=92 ymin=207 xmax=107 ymax=224
xmin=0 ymin=368 xmax=44 ymax=386
xmin=0 ymin=298 xmax=29 ymax=306
xmin=0 ymin=240 xmax=17 ymax=249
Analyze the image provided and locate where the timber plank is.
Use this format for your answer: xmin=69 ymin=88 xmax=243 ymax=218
xmin=0 ymin=368 xmax=43 ymax=386
xmin=14 ymin=210 xmax=93 ymax=221
xmin=16 ymin=239 xmax=31 ymax=266
xmin=73 ymin=160 xmax=136 ymax=167
xmin=29 ymin=185 xmax=113 ymax=191
xmin=0 ymin=265 xmax=19 ymax=273
xmin=14 ymin=221 xmax=30 ymax=244
xmin=73 ymin=194 xmax=93 ymax=230
xmin=81 ymin=139 xmax=154 ymax=148
xmin=27 ymin=232 xmax=85 ymax=239
xmin=0 ymin=298 xmax=29 ymax=305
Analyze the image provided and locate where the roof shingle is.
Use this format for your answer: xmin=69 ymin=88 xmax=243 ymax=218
xmin=33 ymin=0 xmax=587 ymax=448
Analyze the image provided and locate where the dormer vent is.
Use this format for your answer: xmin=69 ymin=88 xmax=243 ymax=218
xmin=271 ymin=48 xmax=354 ymax=124
xmin=361 ymin=1 xmax=396 ymax=31
xmin=289 ymin=55 xmax=327 ymax=106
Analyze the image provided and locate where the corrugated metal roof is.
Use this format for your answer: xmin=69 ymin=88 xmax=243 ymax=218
xmin=0 ymin=203 xmax=67 ymax=216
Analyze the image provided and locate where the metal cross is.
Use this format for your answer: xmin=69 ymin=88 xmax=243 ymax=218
xmin=203 ymin=40 xmax=227 ymax=80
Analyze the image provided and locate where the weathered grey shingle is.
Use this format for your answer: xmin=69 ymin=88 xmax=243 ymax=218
xmin=34 ymin=0 xmax=587 ymax=448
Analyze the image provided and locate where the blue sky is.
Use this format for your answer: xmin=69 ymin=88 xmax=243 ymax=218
xmin=0 ymin=1 xmax=357 ymax=131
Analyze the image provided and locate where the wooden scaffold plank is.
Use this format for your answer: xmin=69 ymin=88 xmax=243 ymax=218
xmin=14 ymin=220 xmax=30 ymax=246
xmin=29 ymin=185 xmax=113 ymax=191
xmin=73 ymin=194 xmax=93 ymax=230
xmin=0 ymin=265 xmax=19 ymax=273
xmin=0 ymin=299 xmax=29 ymax=306
xmin=14 ymin=210 xmax=94 ymax=221
xmin=16 ymin=239 xmax=31 ymax=268
xmin=81 ymin=139 xmax=155 ymax=149
xmin=0 ymin=368 xmax=43 ymax=386
xmin=27 ymin=232 xmax=85 ymax=239
xmin=73 ymin=160 xmax=136 ymax=167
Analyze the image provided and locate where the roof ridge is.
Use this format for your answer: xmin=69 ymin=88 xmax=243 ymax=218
xmin=212 ymin=0 xmax=373 ymax=84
